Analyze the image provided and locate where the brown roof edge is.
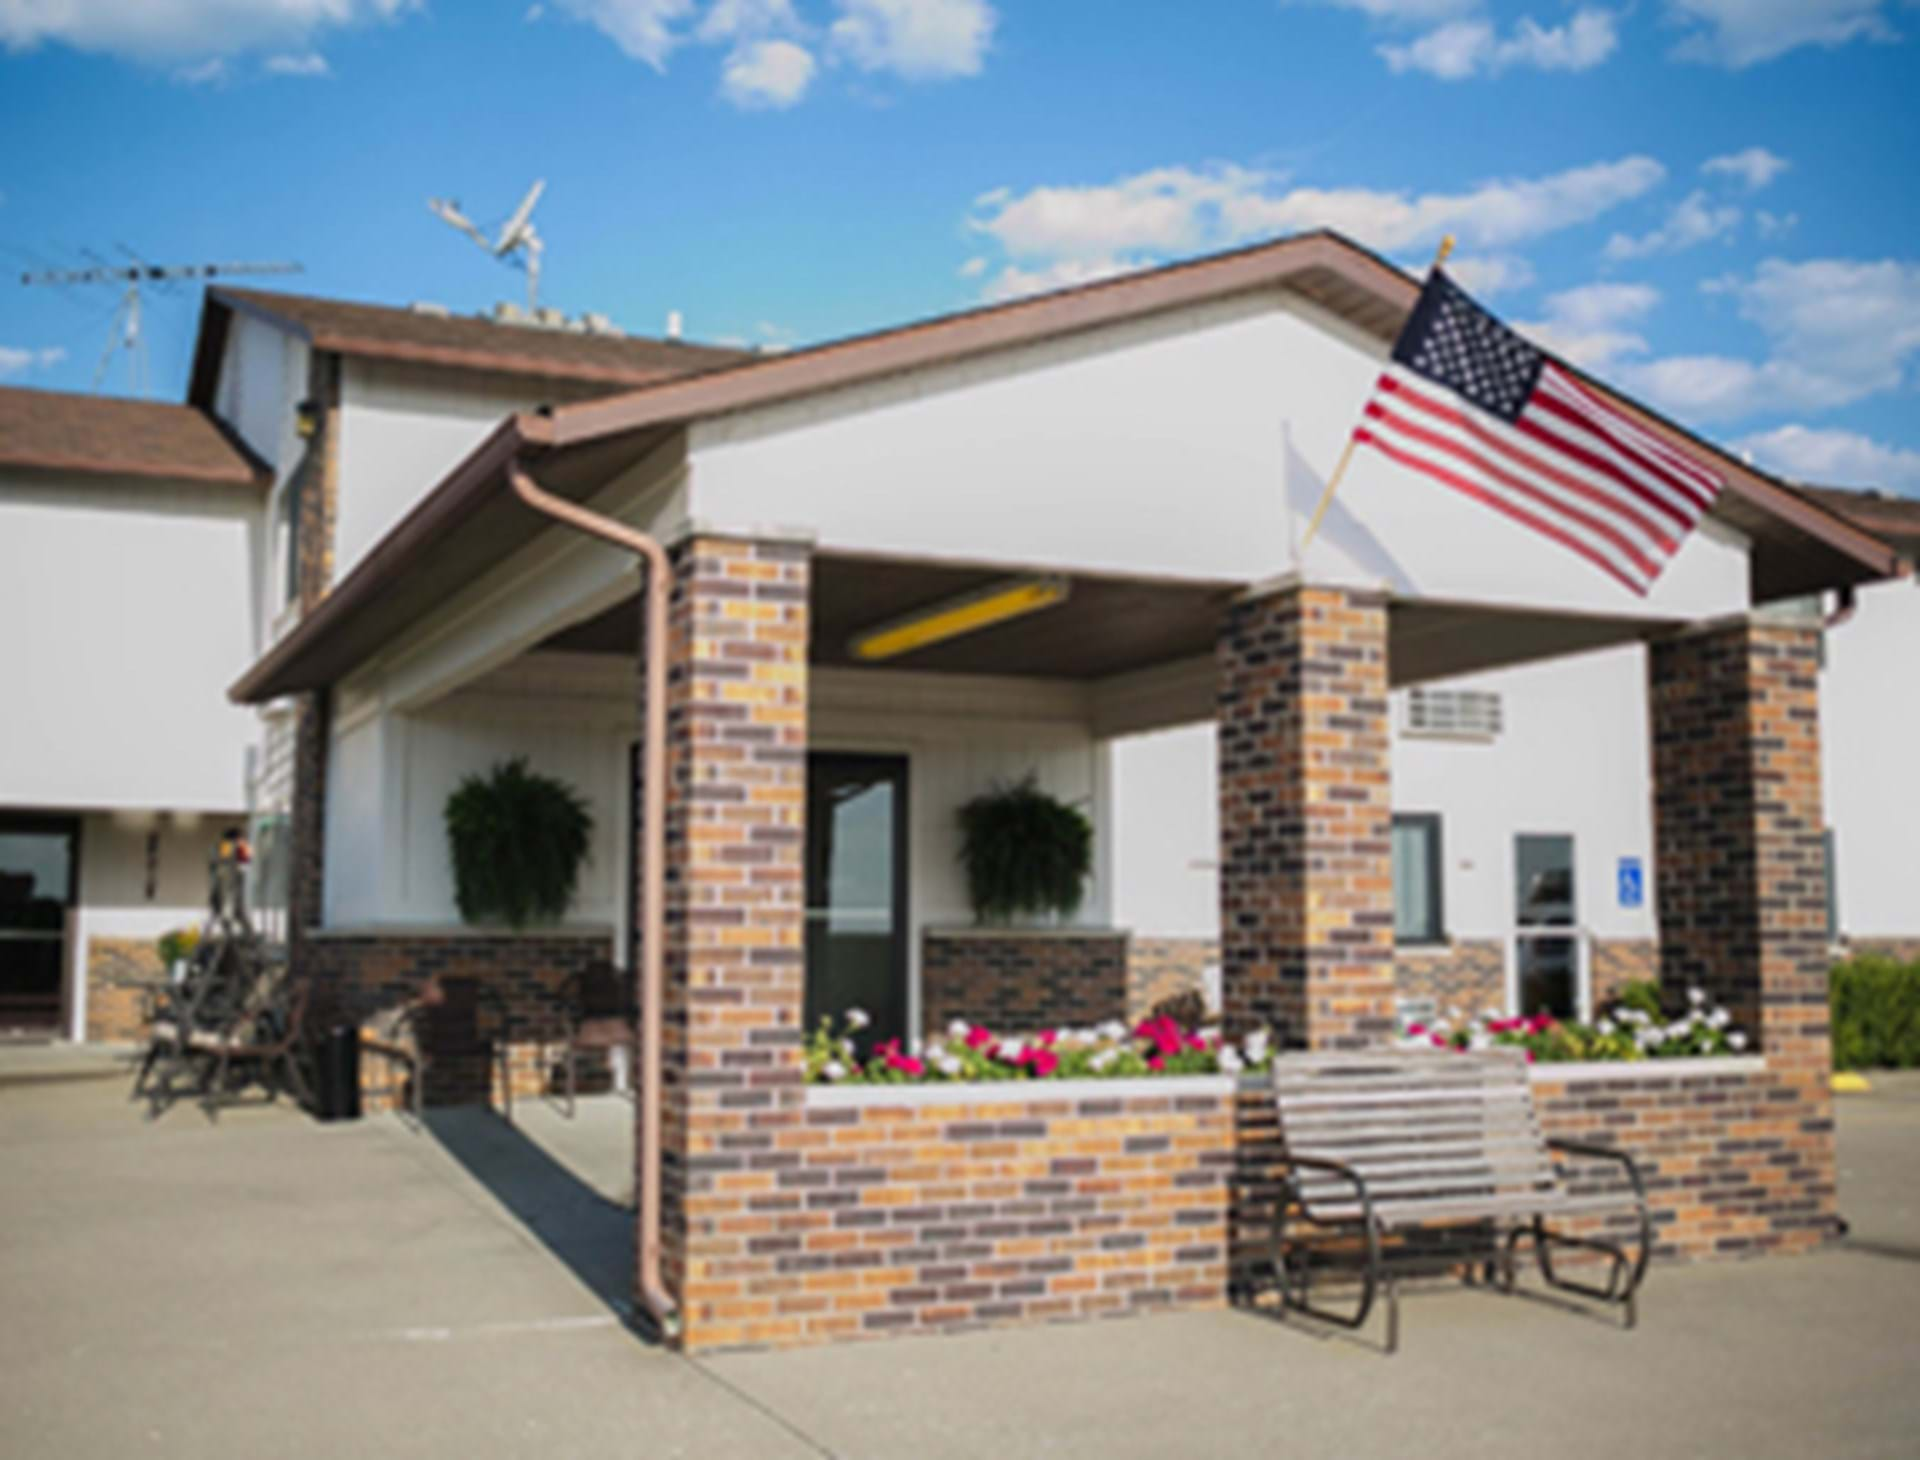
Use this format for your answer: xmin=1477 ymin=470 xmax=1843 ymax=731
xmin=227 ymin=412 xmax=546 ymax=704
xmin=541 ymin=231 xmax=1408 ymax=447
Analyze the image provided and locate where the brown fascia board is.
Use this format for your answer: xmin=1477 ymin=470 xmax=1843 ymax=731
xmin=226 ymin=412 xmax=546 ymax=704
xmin=0 ymin=447 xmax=265 ymax=489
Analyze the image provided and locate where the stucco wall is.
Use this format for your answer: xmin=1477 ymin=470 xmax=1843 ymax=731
xmin=0 ymin=470 xmax=259 ymax=813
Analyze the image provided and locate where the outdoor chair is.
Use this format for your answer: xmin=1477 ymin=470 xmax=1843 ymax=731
xmin=192 ymin=973 xmax=314 ymax=1116
xmin=358 ymin=982 xmax=440 ymax=1120
xmin=1260 ymin=1048 xmax=1651 ymax=1354
xmin=552 ymin=961 xmax=637 ymax=1118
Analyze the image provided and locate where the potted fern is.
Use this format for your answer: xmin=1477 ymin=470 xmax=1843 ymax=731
xmin=444 ymin=757 xmax=593 ymax=929
xmin=955 ymin=776 xmax=1094 ymax=925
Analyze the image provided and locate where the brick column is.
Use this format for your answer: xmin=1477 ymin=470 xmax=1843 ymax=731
xmin=657 ymin=536 xmax=809 ymax=1349
xmin=286 ymin=688 xmax=330 ymax=954
xmin=1217 ymin=583 xmax=1395 ymax=1050
xmin=1649 ymin=619 xmax=1831 ymax=1066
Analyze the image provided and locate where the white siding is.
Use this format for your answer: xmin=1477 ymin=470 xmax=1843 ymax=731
xmin=688 ymin=291 xmax=1749 ymax=625
xmin=0 ymin=471 xmax=259 ymax=812
xmin=1823 ymin=578 xmax=1920 ymax=941
xmin=214 ymin=313 xmax=304 ymax=473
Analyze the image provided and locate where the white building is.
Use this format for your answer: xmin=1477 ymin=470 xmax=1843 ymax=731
xmin=3 ymin=238 xmax=1913 ymax=1051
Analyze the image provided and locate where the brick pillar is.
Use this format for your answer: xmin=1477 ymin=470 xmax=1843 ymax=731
xmin=1217 ymin=583 xmax=1395 ymax=1050
xmin=657 ymin=536 xmax=808 ymax=1349
xmin=1649 ymin=619 xmax=1831 ymax=1065
xmin=286 ymin=688 xmax=330 ymax=958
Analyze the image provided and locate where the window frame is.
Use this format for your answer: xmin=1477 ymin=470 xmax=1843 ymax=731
xmin=1390 ymin=811 xmax=1447 ymax=947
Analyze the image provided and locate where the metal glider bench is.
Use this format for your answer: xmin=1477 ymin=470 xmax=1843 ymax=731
xmin=1263 ymin=1049 xmax=1651 ymax=1353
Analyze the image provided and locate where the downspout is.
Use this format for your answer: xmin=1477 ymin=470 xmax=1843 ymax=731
xmin=507 ymin=460 xmax=677 ymax=1339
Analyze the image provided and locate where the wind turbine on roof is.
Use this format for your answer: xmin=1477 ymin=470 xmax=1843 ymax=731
xmin=427 ymin=180 xmax=546 ymax=312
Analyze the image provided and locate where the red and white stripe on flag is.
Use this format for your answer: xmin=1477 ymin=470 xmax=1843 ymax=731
xmin=1353 ymin=360 xmax=1723 ymax=596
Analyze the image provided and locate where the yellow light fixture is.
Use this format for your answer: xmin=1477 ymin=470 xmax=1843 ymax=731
xmin=850 ymin=575 xmax=1071 ymax=662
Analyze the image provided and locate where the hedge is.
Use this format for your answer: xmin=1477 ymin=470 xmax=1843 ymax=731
xmin=1831 ymin=954 xmax=1920 ymax=1070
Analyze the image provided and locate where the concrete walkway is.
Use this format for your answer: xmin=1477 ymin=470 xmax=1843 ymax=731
xmin=3 ymin=1051 xmax=1917 ymax=1459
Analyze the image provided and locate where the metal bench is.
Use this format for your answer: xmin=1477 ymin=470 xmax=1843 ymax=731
xmin=1265 ymin=1049 xmax=1651 ymax=1353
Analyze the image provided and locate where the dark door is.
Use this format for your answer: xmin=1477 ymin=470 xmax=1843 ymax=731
xmin=1514 ymin=833 xmax=1579 ymax=1018
xmin=0 ymin=815 xmax=80 ymax=1036
xmin=805 ymin=754 xmax=909 ymax=1049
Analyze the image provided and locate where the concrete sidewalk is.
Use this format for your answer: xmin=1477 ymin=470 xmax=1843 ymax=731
xmin=2 ymin=1051 xmax=1917 ymax=1459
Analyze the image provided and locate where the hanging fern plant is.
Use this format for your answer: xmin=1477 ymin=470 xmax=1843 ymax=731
xmin=444 ymin=758 xmax=594 ymax=929
xmin=956 ymin=776 xmax=1094 ymax=925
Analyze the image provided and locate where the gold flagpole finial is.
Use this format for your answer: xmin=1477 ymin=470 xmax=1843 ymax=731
xmin=1433 ymin=233 xmax=1456 ymax=271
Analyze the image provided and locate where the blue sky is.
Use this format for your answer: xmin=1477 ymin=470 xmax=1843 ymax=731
xmin=3 ymin=1 xmax=1917 ymax=494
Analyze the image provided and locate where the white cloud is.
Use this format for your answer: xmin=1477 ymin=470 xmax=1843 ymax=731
xmin=957 ymin=255 xmax=988 ymax=278
xmin=969 ymin=156 xmax=1665 ymax=284
xmin=1701 ymin=146 xmax=1789 ymax=191
xmin=1756 ymin=209 xmax=1798 ymax=239
xmin=829 ymin=0 xmax=995 ymax=79
xmin=977 ymin=255 xmax=1147 ymax=305
xmin=699 ymin=0 xmax=802 ymax=39
xmin=1734 ymin=424 xmax=1920 ymax=492
xmin=1436 ymin=252 xmax=1535 ymax=295
xmin=1604 ymin=189 xmax=1742 ymax=259
xmin=173 ymin=55 xmax=228 ymax=85
xmin=263 ymin=50 xmax=330 ymax=76
xmin=0 ymin=0 xmax=414 ymax=63
xmin=555 ymin=0 xmax=695 ymax=69
xmin=1379 ymin=9 xmax=1618 ymax=80
xmin=1313 ymin=0 xmax=1482 ymax=20
xmin=1666 ymin=0 xmax=1899 ymax=67
xmin=720 ymin=37 xmax=815 ymax=106
xmin=0 ymin=345 xmax=67 ymax=378
xmin=1517 ymin=282 xmax=1660 ymax=371
xmin=1615 ymin=257 xmax=1920 ymax=422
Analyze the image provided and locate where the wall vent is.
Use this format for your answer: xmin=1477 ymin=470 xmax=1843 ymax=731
xmin=1402 ymin=687 xmax=1503 ymax=740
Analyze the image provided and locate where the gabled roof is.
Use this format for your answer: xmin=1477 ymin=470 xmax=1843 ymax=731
xmin=188 ymin=288 xmax=750 ymax=403
xmin=229 ymin=230 xmax=1906 ymax=704
xmin=1798 ymin=484 xmax=1920 ymax=558
xmin=0 ymin=385 xmax=268 ymax=488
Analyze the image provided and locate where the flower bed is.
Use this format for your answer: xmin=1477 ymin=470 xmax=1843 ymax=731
xmin=804 ymin=1010 xmax=1272 ymax=1085
xmin=1400 ymin=981 xmax=1750 ymax=1062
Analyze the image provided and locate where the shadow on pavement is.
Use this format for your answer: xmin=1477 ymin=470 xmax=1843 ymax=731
xmin=421 ymin=1106 xmax=641 ymax=1326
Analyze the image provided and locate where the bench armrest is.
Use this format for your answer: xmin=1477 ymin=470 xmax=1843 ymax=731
xmin=1284 ymin=1152 xmax=1379 ymax=1226
xmin=1547 ymin=1137 xmax=1648 ymax=1204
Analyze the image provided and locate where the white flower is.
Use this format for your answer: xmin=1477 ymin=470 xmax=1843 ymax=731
xmin=1687 ymin=987 xmax=1707 ymax=1008
xmin=1198 ymin=1026 xmax=1221 ymax=1047
xmin=822 ymin=1060 xmax=847 ymax=1082
xmin=845 ymin=1007 xmax=871 ymax=1030
xmin=1469 ymin=1032 xmax=1492 ymax=1052
xmin=839 ymin=1037 xmax=855 ymax=1057
xmin=1728 ymin=1031 xmax=1749 ymax=1051
xmin=1218 ymin=1047 xmax=1245 ymax=1074
xmin=1001 ymin=1040 xmax=1026 ymax=1063
xmin=1090 ymin=1048 xmax=1117 ymax=1071
xmin=1667 ymin=1021 xmax=1692 ymax=1041
xmin=1596 ymin=1017 xmax=1616 ymax=1036
xmin=1098 ymin=1019 xmax=1128 ymax=1042
xmin=1447 ymin=1005 xmax=1465 ymax=1022
xmin=1244 ymin=1028 xmax=1271 ymax=1056
xmin=948 ymin=1019 xmax=971 ymax=1040
xmin=934 ymin=1051 xmax=963 ymax=1077
xmin=1708 ymin=1008 xmax=1731 ymax=1030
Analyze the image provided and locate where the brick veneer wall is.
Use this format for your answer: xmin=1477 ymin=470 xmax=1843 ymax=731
xmin=684 ymin=1083 xmax=1232 ymax=1351
xmin=299 ymin=932 xmax=615 ymax=1107
xmin=1218 ymin=583 xmax=1396 ymax=1049
xmin=84 ymin=936 xmax=162 ymax=1043
xmin=1591 ymin=937 xmax=1660 ymax=1009
xmin=922 ymin=930 xmax=1129 ymax=1035
xmin=1126 ymin=936 xmax=1219 ymax=1018
xmin=1394 ymin=940 xmax=1504 ymax=1015
xmin=1843 ymin=938 xmax=1920 ymax=963
xmin=658 ymin=536 xmax=811 ymax=1337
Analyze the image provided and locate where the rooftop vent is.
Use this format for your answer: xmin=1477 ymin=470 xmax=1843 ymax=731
xmin=665 ymin=310 xmax=683 ymax=341
xmin=491 ymin=301 xmax=529 ymax=325
xmin=408 ymin=301 xmax=450 ymax=318
xmin=579 ymin=312 xmax=623 ymax=337
xmin=1402 ymin=687 xmax=1503 ymax=741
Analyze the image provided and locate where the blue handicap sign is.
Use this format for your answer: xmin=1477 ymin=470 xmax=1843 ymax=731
xmin=1617 ymin=856 xmax=1644 ymax=909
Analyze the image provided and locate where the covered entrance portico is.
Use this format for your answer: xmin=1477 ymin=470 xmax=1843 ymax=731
xmin=230 ymin=231 xmax=1899 ymax=1350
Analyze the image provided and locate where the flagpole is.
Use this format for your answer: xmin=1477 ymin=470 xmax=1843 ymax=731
xmin=1298 ymin=232 xmax=1456 ymax=552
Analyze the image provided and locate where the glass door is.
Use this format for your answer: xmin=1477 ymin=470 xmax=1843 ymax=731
xmin=0 ymin=816 xmax=80 ymax=1035
xmin=1514 ymin=833 xmax=1580 ymax=1019
xmin=805 ymin=754 xmax=909 ymax=1050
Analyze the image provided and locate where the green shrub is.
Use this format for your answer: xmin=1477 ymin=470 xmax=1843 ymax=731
xmin=1831 ymin=954 xmax=1920 ymax=1070
xmin=444 ymin=758 xmax=593 ymax=929
xmin=955 ymin=776 xmax=1093 ymax=924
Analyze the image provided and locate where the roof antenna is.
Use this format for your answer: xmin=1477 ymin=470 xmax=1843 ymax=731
xmin=18 ymin=256 xmax=303 ymax=396
xmin=428 ymin=180 xmax=546 ymax=312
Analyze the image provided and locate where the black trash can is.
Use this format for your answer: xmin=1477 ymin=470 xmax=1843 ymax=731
xmin=312 ymin=1025 xmax=363 ymax=1122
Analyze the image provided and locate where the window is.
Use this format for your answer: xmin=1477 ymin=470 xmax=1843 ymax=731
xmin=275 ymin=472 xmax=302 ymax=609
xmin=1403 ymin=687 xmax=1503 ymax=740
xmin=1391 ymin=814 xmax=1444 ymax=944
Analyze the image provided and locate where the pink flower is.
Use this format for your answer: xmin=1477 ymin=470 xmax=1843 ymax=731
xmin=1523 ymin=1048 xmax=1537 ymax=1063
xmin=965 ymin=1025 xmax=995 ymax=1051
xmin=1406 ymin=1022 xmax=1428 ymax=1037
xmin=1147 ymin=1054 xmax=1166 ymax=1072
xmin=1186 ymin=1033 xmax=1206 ymax=1052
xmin=1430 ymin=1033 xmax=1447 ymax=1048
xmin=1029 ymin=1049 xmax=1059 ymax=1078
xmin=1034 ymin=1028 xmax=1057 ymax=1048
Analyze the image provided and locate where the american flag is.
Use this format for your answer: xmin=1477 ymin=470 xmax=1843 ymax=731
xmin=1351 ymin=269 xmax=1723 ymax=596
